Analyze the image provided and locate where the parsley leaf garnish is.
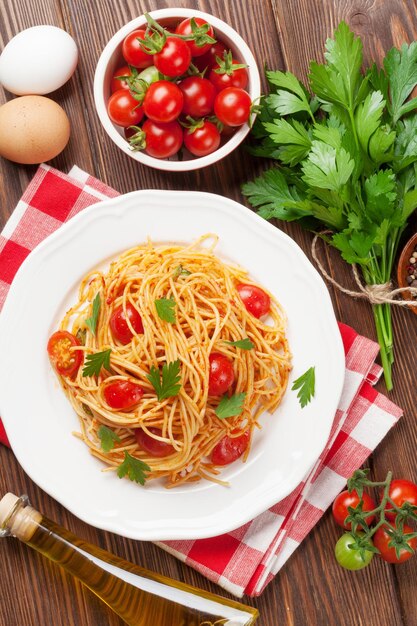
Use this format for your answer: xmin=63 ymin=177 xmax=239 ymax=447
xmin=98 ymin=425 xmax=121 ymax=452
xmin=224 ymin=338 xmax=254 ymax=350
xmin=117 ymin=451 xmax=150 ymax=485
xmin=173 ymin=264 xmax=191 ymax=278
xmin=82 ymin=349 xmax=112 ymax=378
xmin=85 ymin=293 xmax=101 ymax=336
xmin=291 ymin=367 xmax=316 ymax=408
xmin=215 ymin=393 xmax=246 ymax=419
xmin=155 ymin=297 xmax=176 ymax=323
xmin=146 ymin=360 xmax=181 ymax=401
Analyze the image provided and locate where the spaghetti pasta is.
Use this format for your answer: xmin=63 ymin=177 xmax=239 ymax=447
xmin=50 ymin=235 xmax=292 ymax=487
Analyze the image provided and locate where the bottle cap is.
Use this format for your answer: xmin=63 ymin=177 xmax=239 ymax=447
xmin=0 ymin=492 xmax=20 ymax=528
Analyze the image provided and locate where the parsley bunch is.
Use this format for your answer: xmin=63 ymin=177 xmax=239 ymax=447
xmin=243 ymin=22 xmax=417 ymax=390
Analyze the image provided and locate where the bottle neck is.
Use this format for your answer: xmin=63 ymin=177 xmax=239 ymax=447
xmin=0 ymin=493 xmax=42 ymax=542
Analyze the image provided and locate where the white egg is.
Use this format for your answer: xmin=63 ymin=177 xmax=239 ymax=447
xmin=0 ymin=25 xmax=78 ymax=95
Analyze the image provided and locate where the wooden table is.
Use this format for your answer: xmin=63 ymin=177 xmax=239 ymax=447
xmin=1 ymin=1 xmax=416 ymax=625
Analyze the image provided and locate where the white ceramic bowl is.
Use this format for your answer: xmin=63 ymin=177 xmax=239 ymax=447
xmin=93 ymin=8 xmax=261 ymax=171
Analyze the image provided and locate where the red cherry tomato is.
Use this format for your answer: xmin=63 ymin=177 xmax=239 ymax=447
xmin=142 ymin=119 xmax=183 ymax=159
xmin=135 ymin=427 xmax=174 ymax=457
xmin=209 ymin=60 xmax=249 ymax=92
xmin=104 ymin=381 xmax=144 ymax=410
xmin=180 ymin=76 xmax=216 ymax=117
xmin=214 ymin=87 xmax=251 ymax=127
xmin=122 ymin=29 xmax=153 ymax=68
xmin=385 ymin=479 xmax=417 ymax=520
xmin=110 ymin=65 xmax=133 ymax=93
xmin=47 ymin=331 xmax=83 ymax=377
xmin=154 ymin=37 xmax=191 ymax=77
xmin=109 ymin=303 xmax=144 ymax=344
xmin=374 ymin=523 xmax=417 ymax=563
xmin=194 ymin=41 xmax=228 ymax=72
xmin=143 ymin=80 xmax=184 ymax=123
xmin=208 ymin=353 xmax=235 ymax=396
xmin=236 ymin=284 xmax=271 ymax=319
xmin=211 ymin=430 xmax=250 ymax=466
xmin=175 ymin=17 xmax=215 ymax=57
xmin=184 ymin=120 xmax=220 ymax=157
xmin=332 ymin=490 xmax=376 ymax=530
xmin=107 ymin=89 xmax=144 ymax=127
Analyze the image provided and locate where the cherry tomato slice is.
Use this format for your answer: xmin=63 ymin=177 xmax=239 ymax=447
xmin=142 ymin=119 xmax=183 ymax=159
xmin=208 ymin=353 xmax=235 ymax=396
xmin=135 ymin=427 xmax=174 ymax=457
xmin=109 ymin=303 xmax=144 ymax=344
xmin=122 ymin=29 xmax=153 ymax=68
xmin=332 ymin=490 xmax=376 ymax=530
xmin=154 ymin=37 xmax=191 ymax=77
xmin=143 ymin=80 xmax=184 ymax=123
xmin=385 ymin=479 xmax=417 ymax=520
xmin=47 ymin=331 xmax=83 ymax=377
xmin=175 ymin=17 xmax=215 ymax=57
xmin=107 ymin=89 xmax=144 ymax=127
xmin=236 ymin=283 xmax=271 ymax=319
xmin=211 ymin=430 xmax=250 ymax=466
xmin=103 ymin=380 xmax=144 ymax=410
xmin=374 ymin=523 xmax=417 ymax=563
xmin=184 ymin=120 xmax=220 ymax=157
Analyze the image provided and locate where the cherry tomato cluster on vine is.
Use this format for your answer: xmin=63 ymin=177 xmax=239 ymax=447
xmin=106 ymin=14 xmax=253 ymax=160
xmin=332 ymin=476 xmax=417 ymax=571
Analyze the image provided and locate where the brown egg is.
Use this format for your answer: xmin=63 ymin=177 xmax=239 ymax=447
xmin=0 ymin=95 xmax=70 ymax=164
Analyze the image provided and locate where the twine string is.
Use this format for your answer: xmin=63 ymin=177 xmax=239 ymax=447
xmin=311 ymin=233 xmax=417 ymax=307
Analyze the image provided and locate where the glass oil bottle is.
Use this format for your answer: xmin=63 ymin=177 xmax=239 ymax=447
xmin=0 ymin=493 xmax=258 ymax=626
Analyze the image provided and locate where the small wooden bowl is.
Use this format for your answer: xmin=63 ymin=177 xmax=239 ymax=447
xmin=397 ymin=231 xmax=417 ymax=315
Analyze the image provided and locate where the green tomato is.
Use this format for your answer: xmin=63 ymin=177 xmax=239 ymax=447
xmin=335 ymin=532 xmax=374 ymax=570
xmin=138 ymin=66 xmax=161 ymax=85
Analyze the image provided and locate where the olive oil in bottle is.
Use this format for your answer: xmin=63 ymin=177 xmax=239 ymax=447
xmin=0 ymin=493 xmax=258 ymax=626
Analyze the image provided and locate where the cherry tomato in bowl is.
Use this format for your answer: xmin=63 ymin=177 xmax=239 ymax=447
xmin=385 ymin=479 xmax=417 ymax=520
xmin=142 ymin=119 xmax=183 ymax=159
xmin=211 ymin=430 xmax=250 ymax=466
xmin=143 ymin=80 xmax=184 ymax=123
xmin=110 ymin=65 xmax=133 ymax=93
xmin=135 ymin=427 xmax=174 ymax=457
xmin=47 ymin=331 xmax=83 ymax=377
xmin=208 ymin=353 xmax=235 ymax=396
xmin=104 ymin=380 xmax=144 ymax=410
xmin=154 ymin=36 xmax=191 ymax=77
xmin=184 ymin=120 xmax=220 ymax=157
xmin=332 ymin=490 xmax=376 ymax=530
xmin=175 ymin=17 xmax=215 ymax=57
xmin=180 ymin=76 xmax=216 ymax=118
xmin=209 ymin=53 xmax=249 ymax=92
xmin=107 ymin=90 xmax=144 ymax=127
xmin=122 ymin=29 xmax=153 ymax=68
xmin=109 ymin=303 xmax=144 ymax=344
xmin=236 ymin=284 xmax=271 ymax=319
xmin=193 ymin=41 xmax=228 ymax=72
xmin=214 ymin=87 xmax=252 ymax=127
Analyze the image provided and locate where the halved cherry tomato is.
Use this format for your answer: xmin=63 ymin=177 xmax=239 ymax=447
xmin=135 ymin=427 xmax=174 ymax=457
xmin=110 ymin=65 xmax=133 ymax=93
xmin=107 ymin=89 xmax=144 ymax=127
xmin=122 ymin=29 xmax=153 ymax=68
xmin=385 ymin=479 xmax=417 ymax=520
xmin=143 ymin=80 xmax=184 ymax=123
xmin=236 ymin=284 xmax=271 ymax=319
xmin=109 ymin=303 xmax=144 ymax=344
xmin=208 ymin=353 xmax=234 ymax=396
xmin=211 ymin=430 xmax=250 ymax=466
xmin=154 ymin=37 xmax=191 ymax=77
xmin=103 ymin=380 xmax=143 ymax=410
xmin=184 ymin=120 xmax=220 ymax=157
xmin=175 ymin=17 xmax=215 ymax=57
xmin=214 ymin=87 xmax=251 ymax=127
xmin=374 ymin=523 xmax=417 ymax=563
xmin=47 ymin=331 xmax=83 ymax=377
xmin=180 ymin=76 xmax=216 ymax=117
xmin=332 ymin=490 xmax=376 ymax=530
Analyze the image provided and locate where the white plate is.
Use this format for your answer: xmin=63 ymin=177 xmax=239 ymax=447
xmin=0 ymin=191 xmax=344 ymax=540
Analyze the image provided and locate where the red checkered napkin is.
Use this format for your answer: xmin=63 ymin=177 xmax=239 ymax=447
xmin=0 ymin=165 xmax=403 ymax=597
